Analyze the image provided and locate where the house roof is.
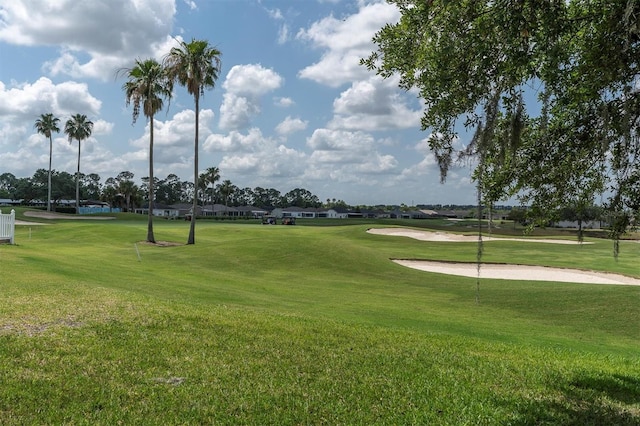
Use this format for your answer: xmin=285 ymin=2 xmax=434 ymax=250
xmin=140 ymin=202 xmax=176 ymax=210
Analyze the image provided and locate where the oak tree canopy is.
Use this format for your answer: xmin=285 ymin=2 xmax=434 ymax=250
xmin=363 ymin=0 xmax=640 ymax=244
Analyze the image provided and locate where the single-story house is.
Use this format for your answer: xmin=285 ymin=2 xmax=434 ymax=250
xmin=316 ymin=208 xmax=349 ymax=219
xmin=235 ymin=205 xmax=270 ymax=218
xmin=135 ymin=203 xmax=180 ymax=218
xmin=271 ymin=206 xmax=319 ymax=219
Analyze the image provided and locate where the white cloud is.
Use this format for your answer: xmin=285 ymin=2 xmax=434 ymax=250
xmin=222 ymin=64 xmax=283 ymax=97
xmin=0 ymin=0 xmax=177 ymax=80
xmin=91 ymin=119 xmax=114 ymax=136
xmin=204 ymin=128 xmax=265 ymax=153
xmin=307 ymin=128 xmax=373 ymax=151
xmin=129 ymin=108 xmax=215 ymax=176
xmin=0 ymin=77 xmax=101 ymax=119
xmin=305 ymin=128 xmax=398 ymax=181
xmin=219 ymin=93 xmax=259 ymax=131
xmin=275 ymin=116 xmax=308 ymax=137
xmin=219 ymin=64 xmax=284 ymax=131
xmin=266 ymin=7 xmax=284 ymax=20
xmin=210 ymin=128 xmax=307 ymax=179
xmin=329 ymin=76 xmax=421 ymax=131
xmin=296 ymin=1 xmax=399 ymax=87
xmin=278 ymin=24 xmax=290 ymax=45
xmin=183 ymin=0 xmax=197 ymax=10
xmin=275 ymin=97 xmax=295 ymax=107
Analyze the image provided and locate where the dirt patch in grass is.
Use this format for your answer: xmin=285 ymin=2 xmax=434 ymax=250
xmin=138 ymin=240 xmax=183 ymax=247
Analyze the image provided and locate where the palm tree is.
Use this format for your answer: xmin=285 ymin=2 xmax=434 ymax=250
xmin=164 ymin=38 xmax=222 ymax=244
xmin=34 ymin=113 xmax=60 ymax=211
xmin=200 ymin=166 xmax=220 ymax=212
xmin=121 ymin=58 xmax=172 ymax=243
xmin=219 ymin=179 xmax=235 ymax=215
xmin=118 ymin=179 xmax=139 ymax=213
xmin=64 ymin=114 xmax=93 ymax=213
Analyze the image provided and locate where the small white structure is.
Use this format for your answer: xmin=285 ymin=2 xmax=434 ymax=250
xmin=0 ymin=209 xmax=15 ymax=244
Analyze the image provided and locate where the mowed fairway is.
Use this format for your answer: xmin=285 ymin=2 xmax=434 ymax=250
xmin=1 ymin=213 xmax=639 ymax=424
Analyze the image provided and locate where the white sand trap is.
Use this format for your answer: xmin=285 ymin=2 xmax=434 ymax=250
xmin=368 ymin=227 xmax=640 ymax=285
xmin=24 ymin=210 xmax=114 ymax=220
xmin=394 ymin=260 xmax=640 ymax=286
xmin=367 ymin=227 xmax=590 ymax=244
xmin=15 ymin=220 xmax=48 ymax=225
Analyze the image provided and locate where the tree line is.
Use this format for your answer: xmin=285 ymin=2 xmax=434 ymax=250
xmin=0 ymin=169 xmax=327 ymax=210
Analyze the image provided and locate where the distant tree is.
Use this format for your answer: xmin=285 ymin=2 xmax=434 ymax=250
xmin=507 ymin=207 xmax=528 ymax=229
xmin=13 ymin=177 xmax=37 ymax=205
xmin=64 ymin=114 xmax=93 ymax=213
xmin=164 ymin=38 xmax=222 ymax=244
xmin=558 ymin=201 xmax=602 ymax=240
xmin=0 ymin=173 xmax=17 ymax=198
xmin=50 ymin=171 xmax=75 ymax=206
xmin=235 ymin=187 xmax=255 ymax=206
xmin=34 ymin=113 xmax=60 ymax=211
xmin=31 ymin=169 xmax=49 ymax=201
xmin=284 ymin=188 xmax=321 ymax=208
xmin=217 ymin=180 xmax=236 ymax=214
xmin=115 ymin=172 xmax=137 ymax=212
xmin=199 ymin=166 xmax=220 ymax=209
xmin=82 ymin=173 xmax=102 ymax=200
xmin=121 ymin=58 xmax=172 ymax=243
xmin=331 ymin=199 xmax=349 ymax=209
xmin=155 ymin=174 xmax=183 ymax=205
xmin=101 ymin=180 xmax=119 ymax=212
xmin=181 ymin=181 xmax=195 ymax=204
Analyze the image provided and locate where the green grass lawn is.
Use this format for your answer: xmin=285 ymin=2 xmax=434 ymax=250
xmin=1 ymin=212 xmax=639 ymax=424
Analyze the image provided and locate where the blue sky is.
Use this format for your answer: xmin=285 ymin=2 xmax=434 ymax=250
xmin=0 ymin=0 xmax=478 ymax=206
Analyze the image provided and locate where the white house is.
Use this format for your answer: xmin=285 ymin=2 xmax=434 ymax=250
xmin=316 ymin=208 xmax=348 ymax=219
xmin=135 ymin=203 xmax=180 ymax=218
xmin=271 ymin=206 xmax=318 ymax=219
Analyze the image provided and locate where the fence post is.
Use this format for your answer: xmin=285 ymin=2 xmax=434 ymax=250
xmin=0 ymin=209 xmax=15 ymax=244
xmin=10 ymin=209 xmax=15 ymax=244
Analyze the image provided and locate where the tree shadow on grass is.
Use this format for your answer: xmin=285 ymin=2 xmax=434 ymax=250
xmin=506 ymin=373 xmax=640 ymax=425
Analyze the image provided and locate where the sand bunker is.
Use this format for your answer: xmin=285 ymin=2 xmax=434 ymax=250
xmin=369 ymin=227 xmax=640 ymax=286
xmin=24 ymin=210 xmax=115 ymax=220
xmin=366 ymin=227 xmax=589 ymax=244
xmin=394 ymin=260 xmax=640 ymax=286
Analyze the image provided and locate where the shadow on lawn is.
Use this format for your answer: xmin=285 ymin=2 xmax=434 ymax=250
xmin=508 ymin=373 xmax=640 ymax=425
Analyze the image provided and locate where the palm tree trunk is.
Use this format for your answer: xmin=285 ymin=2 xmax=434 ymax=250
xmin=187 ymin=94 xmax=199 ymax=244
xmin=47 ymin=135 xmax=53 ymax=212
xmin=75 ymin=139 xmax=81 ymax=214
xmin=147 ymin=115 xmax=156 ymax=243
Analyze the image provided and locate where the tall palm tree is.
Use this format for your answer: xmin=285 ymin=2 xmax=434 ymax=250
xmin=219 ymin=179 xmax=235 ymax=215
xmin=121 ymin=58 xmax=172 ymax=243
xmin=164 ymin=38 xmax=222 ymax=244
xmin=64 ymin=114 xmax=93 ymax=213
xmin=34 ymin=113 xmax=60 ymax=212
xmin=200 ymin=166 xmax=220 ymax=212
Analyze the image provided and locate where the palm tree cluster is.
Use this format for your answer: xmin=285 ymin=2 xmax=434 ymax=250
xmin=35 ymin=38 xmax=222 ymax=245
xmin=35 ymin=113 xmax=93 ymax=214
xmin=121 ymin=38 xmax=222 ymax=244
